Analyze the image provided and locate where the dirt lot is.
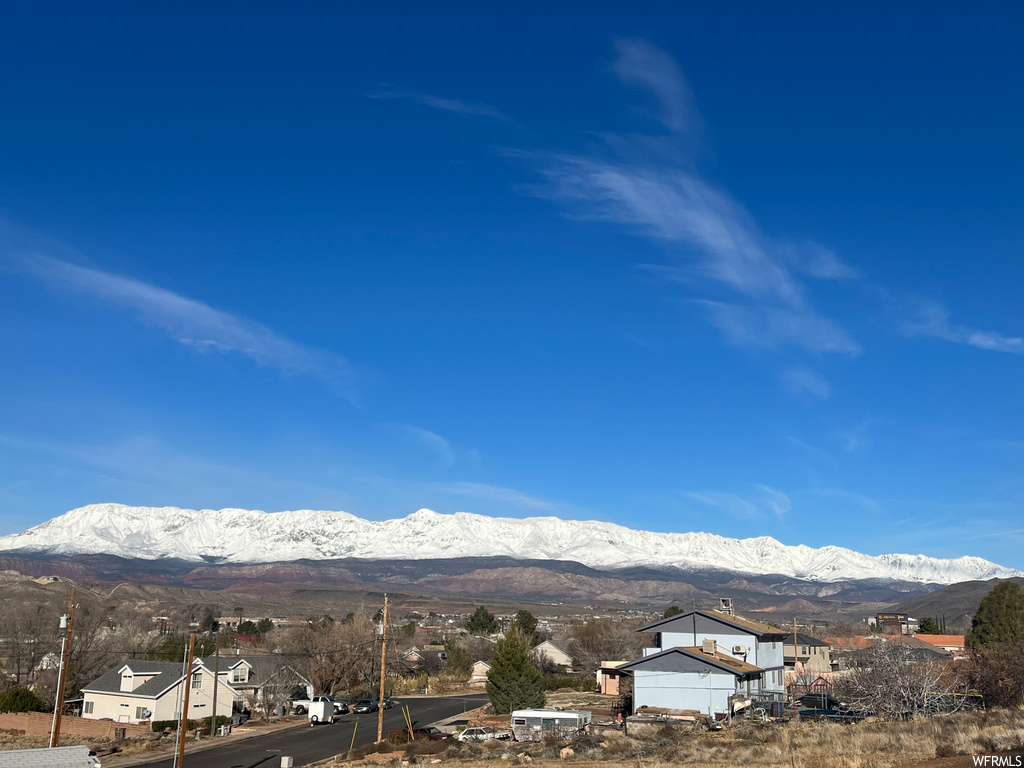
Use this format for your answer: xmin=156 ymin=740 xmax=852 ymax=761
xmin=325 ymin=705 xmax=1024 ymax=768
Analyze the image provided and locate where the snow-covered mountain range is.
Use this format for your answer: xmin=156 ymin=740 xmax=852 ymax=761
xmin=0 ymin=503 xmax=1018 ymax=585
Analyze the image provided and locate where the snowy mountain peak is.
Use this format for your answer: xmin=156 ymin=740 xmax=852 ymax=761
xmin=0 ymin=503 xmax=1019 ymax=585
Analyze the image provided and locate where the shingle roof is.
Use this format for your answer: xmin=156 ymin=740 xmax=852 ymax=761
xmin=198 ymin=654 xmax=310 ymax=687
xmin=619 ymin=646 xmax=764 ymax=677
xmin=786 ymin=633 xmax=830 ymax=647
xmin=82 ymin=661 xmax=184 ymax=698
xmin=0 ymin=745 xmax=101 ymax=767
xmin=637 ymin=609 xmax=784 ymax=637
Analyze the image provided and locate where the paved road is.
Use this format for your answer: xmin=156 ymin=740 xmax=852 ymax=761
xmin=134 ymin=694 xmax=487 ymax=768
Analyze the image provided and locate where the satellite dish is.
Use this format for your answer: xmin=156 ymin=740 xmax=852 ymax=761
xmin=142 ymin=708 xmax=152 ymax=719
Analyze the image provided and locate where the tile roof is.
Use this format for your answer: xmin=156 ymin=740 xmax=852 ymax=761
xmin=914 ymin=635 xmax=965 ymax=647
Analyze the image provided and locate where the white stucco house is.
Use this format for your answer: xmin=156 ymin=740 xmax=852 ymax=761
xmin=623 ymin=608 xmax=788 ymax=717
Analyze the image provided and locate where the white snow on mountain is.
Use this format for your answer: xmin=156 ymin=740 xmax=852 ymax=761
xmin=0 ymin=503 xmax=1019 ymax=584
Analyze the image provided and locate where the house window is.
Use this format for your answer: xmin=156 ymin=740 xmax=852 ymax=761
xmin=83 ymin=701 xmax=94 ymax=714
xmin=802 ymin=646 xmax=809 ymax=655
xmin=232 ymin=667 xmax=247 ymax=683
xmin=135 ymin=707 xmax=147 ymax=720
xmin=192 ymin=672 xmax=203 ymax=689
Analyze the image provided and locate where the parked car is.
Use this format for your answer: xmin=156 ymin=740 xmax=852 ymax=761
xmin=292 ymin=695 xmax=343 ymax=716
xmin=413 ymin=726 xmax=451 ymax=741
xmin=381 ymin=696 xmax=395 ymax=710
xmin=796 ymin=693 xmax=843 ymax=710
xmin=353 ymin=698 xmax=379 ymax=713
xmin=457 ymin=726 xmax=512 ymax=742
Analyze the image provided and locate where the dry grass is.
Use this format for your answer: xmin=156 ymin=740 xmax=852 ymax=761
xmin=0 ymin=731 xmax=166 ymax=757
xmin=320 ymin=707 xmax=1024 ymax=768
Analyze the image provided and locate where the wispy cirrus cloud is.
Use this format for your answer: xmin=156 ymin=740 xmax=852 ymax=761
xmin=430 ymin=481 xmax=563 ymax=513
xmin=367 ymin=87 xmax=510 ymax=121
xmin=903 ymin=300 xmax=1024 ymax=355
xmin=6 ymin=246 xmax=358 ymax=401
xmin=682 ymin=484 xmax=791 ymax=519
xmin=781 ymin=366 xmax=832 ymax=400
xmin=513 ymin=38 xmax=860 ymax=362
xmin=390 ymin=424 xmax=482 ymax=468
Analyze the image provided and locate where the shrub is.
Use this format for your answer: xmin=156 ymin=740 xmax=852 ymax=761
xmin=541 ymin=675 xmax=595 ymax=692
xmin=0 ymin=688 xmax=45 ymax=713
xmin=151 ymin=715 xmax=231 ymax=732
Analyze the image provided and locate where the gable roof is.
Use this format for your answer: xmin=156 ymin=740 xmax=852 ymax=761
xmin=534 ymin=639 xmax=568 ymax=654
xmin=199 ymin=655 xmax=309 ymax=686
xmin=786 ymin=633 xmax=830 ymax=647
xmin=637 ymin=609 xmax=784 ymax=637
xmin=619 ymin=646 xmax=764 ymax=678
xmin=82 ymin=661 xmax=185 ymax=698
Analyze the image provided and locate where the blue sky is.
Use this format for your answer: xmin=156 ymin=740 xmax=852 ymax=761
xmin=2 ymin=2 xmax=1023 ymax=568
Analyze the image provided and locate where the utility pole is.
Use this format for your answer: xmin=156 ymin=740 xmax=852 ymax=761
xmin=376 ymin=595 xmax=388 ymax=743
xmin=791 ymin=617 xmax=798 ymax=720
xmin=49 ymin=587 xmax=76 ymax=749
xmin=209 ymin=646 xmax=220 ymax=739
xmin=174 ymin=634 xmax=196 ymax=768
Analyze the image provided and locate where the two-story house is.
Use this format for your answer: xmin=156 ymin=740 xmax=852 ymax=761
xmin=783 ymin=633 xmax=832 ymax=674
xmin=620 ymin=608 xmax=787 ymax=717
xmin=81 ymin=660 xmax=234 ymax=724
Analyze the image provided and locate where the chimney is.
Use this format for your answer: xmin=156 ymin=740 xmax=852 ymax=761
xmin=701 ymin=639 xmax=717 ymax=655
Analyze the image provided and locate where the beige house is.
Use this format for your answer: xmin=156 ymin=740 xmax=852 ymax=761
xmin=201 ymin=654 xmax=311 ymax=711
xmin=81 ymin=660 xmax=234 ymax=724
xmin=530 ymin=640 xmax=573 ymax=668
xmin=470 ymin=660 xmax=491 ymax=684
xmin=783 ymin=633 xmax=832 ymax=675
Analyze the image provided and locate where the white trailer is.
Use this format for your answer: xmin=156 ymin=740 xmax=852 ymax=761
xmin=307 ymin=696 xmax=336 ymax=725
xmin=510 ymin=708 xmax=591 ymax=742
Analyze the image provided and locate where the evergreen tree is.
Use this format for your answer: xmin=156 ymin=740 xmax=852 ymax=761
xmin=200 ymin=610 xmax=219 ymax=634
xmin=664 ymin=606 xmax=683 ymax=618
xmin=512 ymin=610 xmax=539 ymax=646
xmin=966 ymin=581 xmax=1024 ymax=648
xmin=237 ymin=620 xmax=260 ymax=636
xmin=444 ymin=639 xmax=473 ymax=678
xmin=466 ymin=606 xmax=500 ymax=635
xmin=486 ymin=629 xmax=546 ymax=714
xmin=917 ymin=617 xmax=941 ymax=635
xmin=0 ymin=687 xmax=45 ymax=713
xmin=256 ymin=618 xmax=274 ymax=636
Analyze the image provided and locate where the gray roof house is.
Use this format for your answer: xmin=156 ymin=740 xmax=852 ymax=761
xmin=81 ymin=659 xmax=235 ymax=725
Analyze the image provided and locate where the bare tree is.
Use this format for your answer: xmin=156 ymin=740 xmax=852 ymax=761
xmin=244 ymin=665 xmax=294 ymax=718
xmin=834 ymin=643 xmax=970 ymax=719
xmin=566 ymin=619 xmax=643 ymax=673
xmin=279 ymin=613 xmax=377 ymax=695
xmin=0 ymin=603 xmax=56 ymax=687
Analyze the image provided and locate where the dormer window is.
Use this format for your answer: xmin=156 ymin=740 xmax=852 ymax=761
xmin=120 ymin=673 xmax=134 ymax=692
xmin=232 ymin=667 xmax=248 ymax=683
